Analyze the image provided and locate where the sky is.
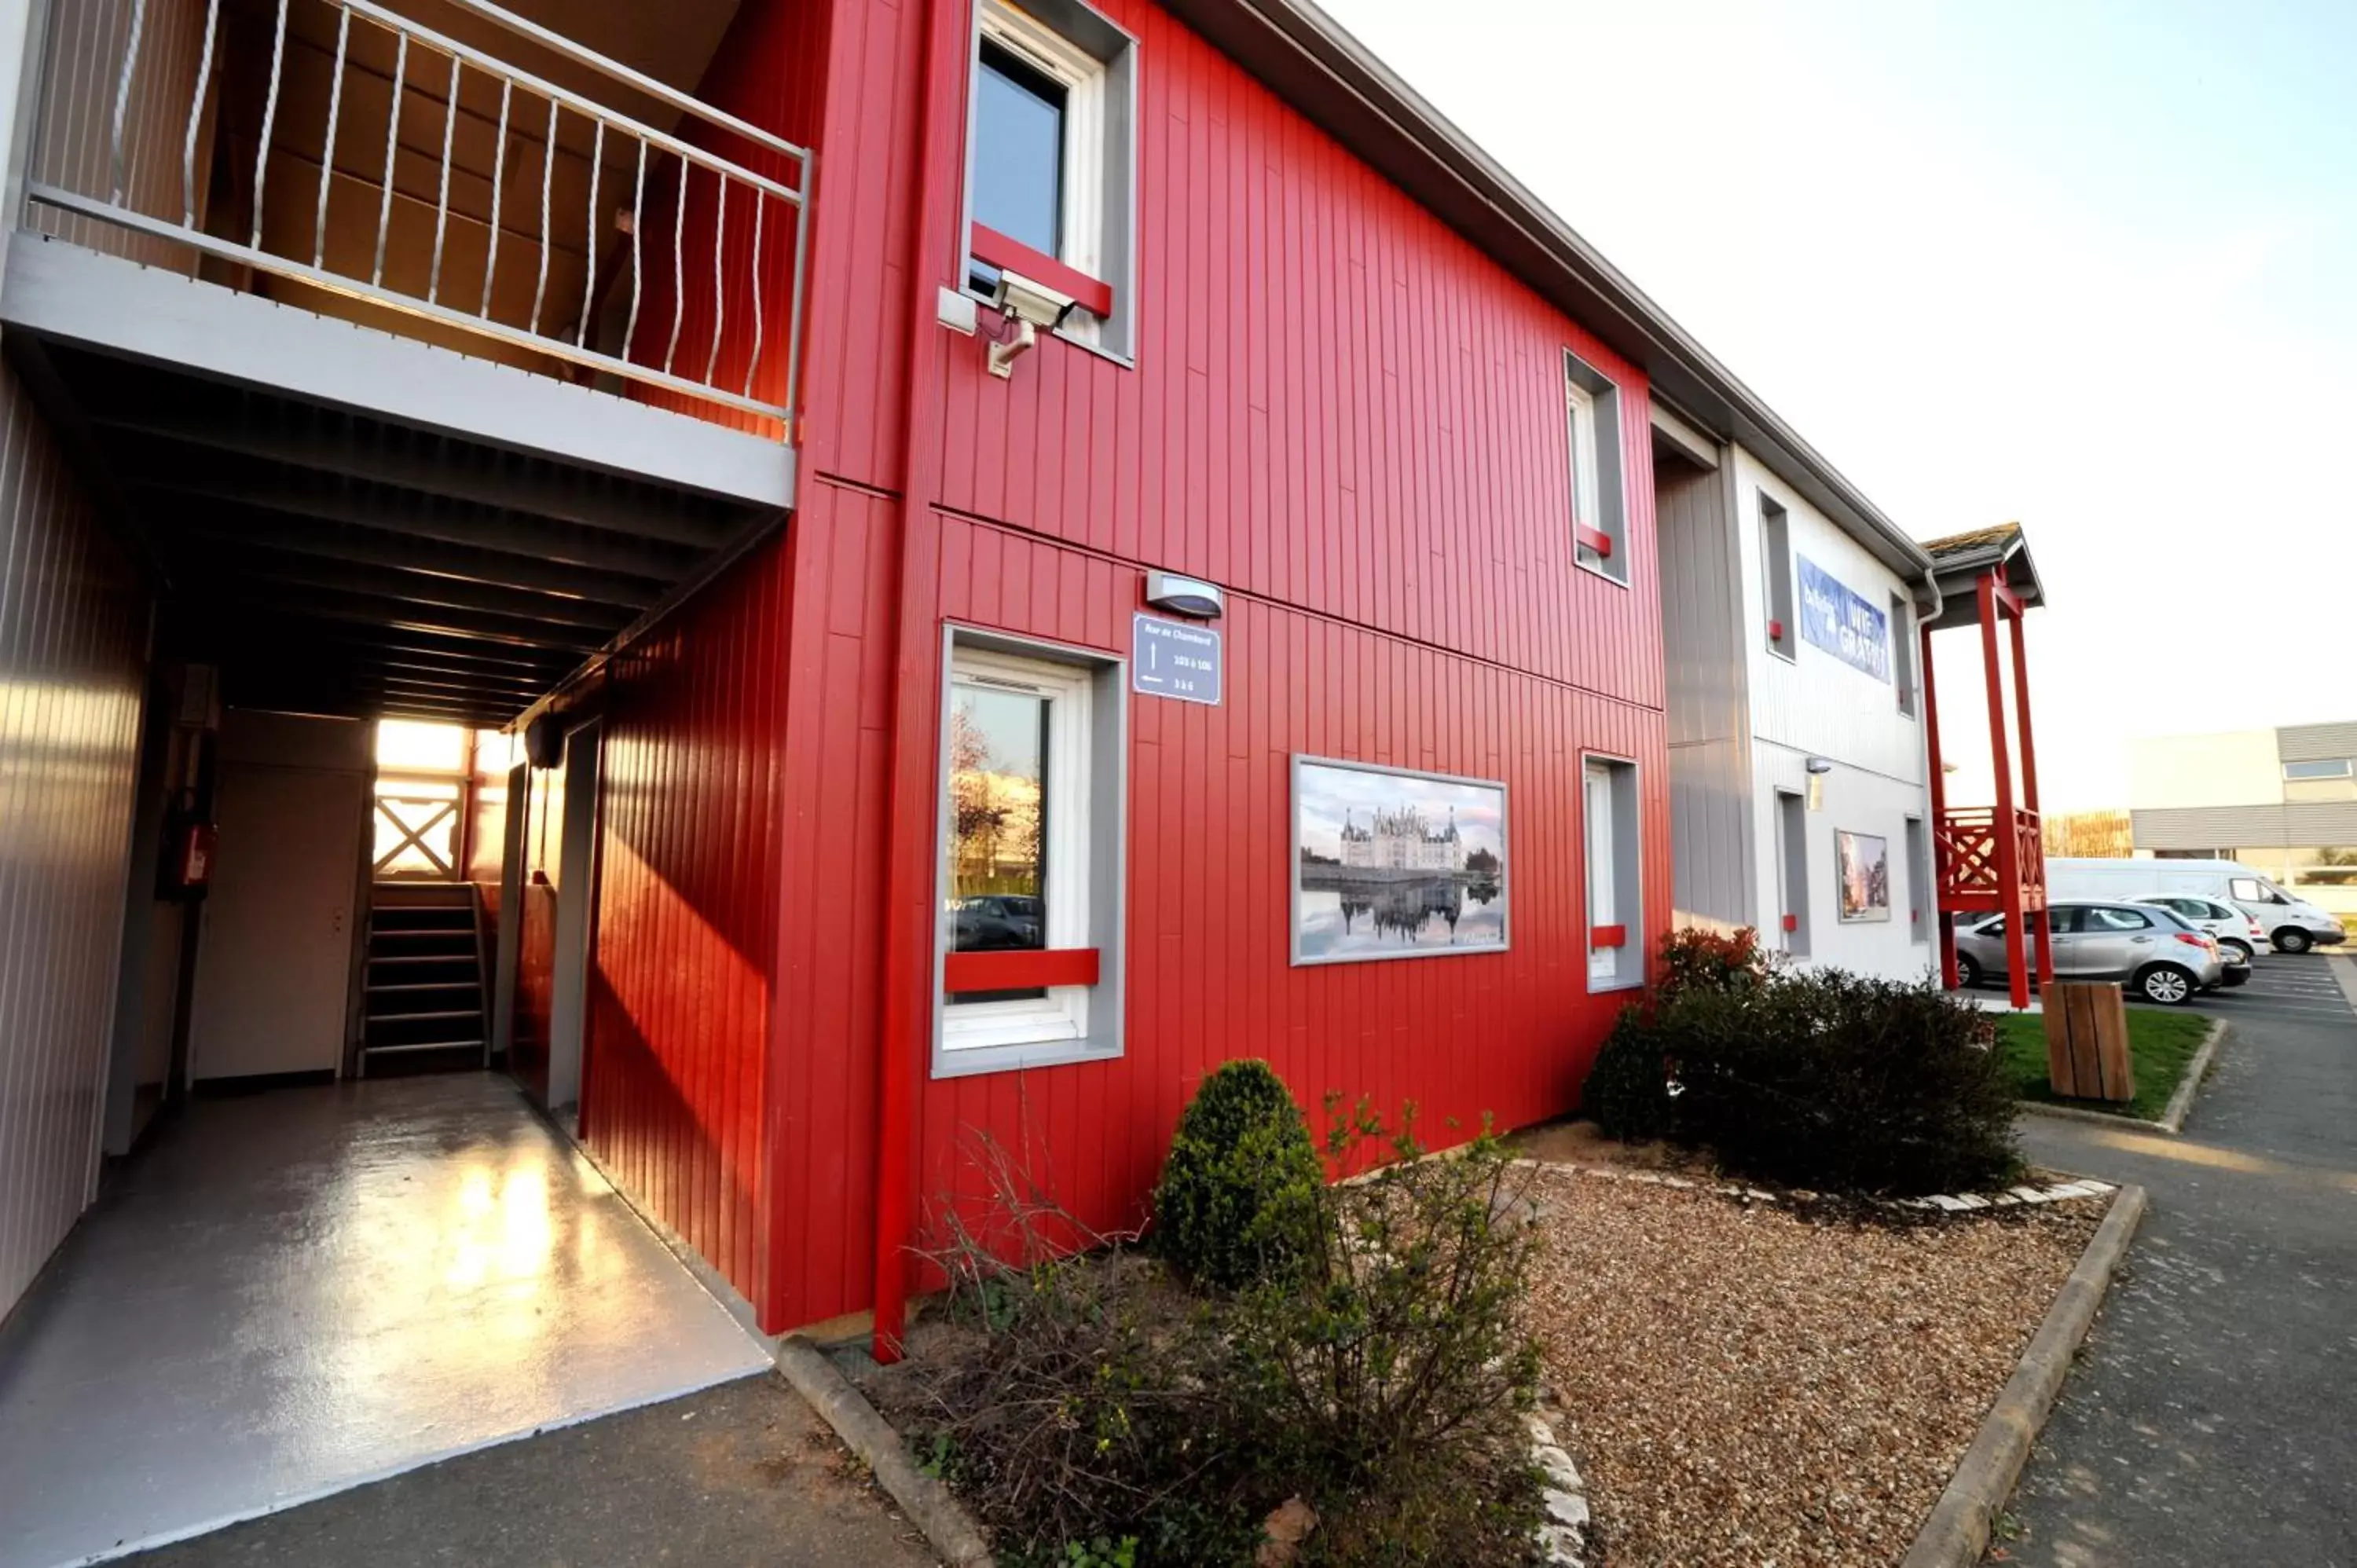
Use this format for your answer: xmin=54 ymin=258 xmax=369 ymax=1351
xmin=1318 ymin=0 xmax=2357 ymax=810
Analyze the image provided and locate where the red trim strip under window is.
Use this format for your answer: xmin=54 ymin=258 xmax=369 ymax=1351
xmin=1589 ymin=924 xmax=1627 ymax=950
xmin=944 ymin=947 xmax=1102 ymax=995
xmin=1575 ymin=524 xmax=1614 ymax=560
xmin=970 ymin=222 xmax=1116 ymax=320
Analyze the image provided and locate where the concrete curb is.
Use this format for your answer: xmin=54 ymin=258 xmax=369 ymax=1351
xmin=2154 ymin=1020 xmax=2228 ymax=1134
xmin=772 ymin=1337 xmax=995 ymax=1567
xmin=1898 ymin=1182 xmax=2148 ymax=1568
xmin=2014 ymin=1019 xmax=2227 ymax=1138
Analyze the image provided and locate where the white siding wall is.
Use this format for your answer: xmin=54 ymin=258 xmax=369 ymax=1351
xmin=1731 ymin=446 xmax=1933 ymax=980
xmin=0 ymin=360 xmax=147 ymax=1318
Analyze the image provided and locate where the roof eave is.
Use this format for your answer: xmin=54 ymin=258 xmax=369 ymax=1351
xmin=1168 ymin=0 xmax=1936 ymax=587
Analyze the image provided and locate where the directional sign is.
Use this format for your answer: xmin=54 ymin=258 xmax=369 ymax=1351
xmin=1132 ymin=614 xmax=1222 ymax=705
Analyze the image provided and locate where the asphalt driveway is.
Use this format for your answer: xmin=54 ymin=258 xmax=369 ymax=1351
xmin=1993 ymin=955 xmax=2357 ymax=1564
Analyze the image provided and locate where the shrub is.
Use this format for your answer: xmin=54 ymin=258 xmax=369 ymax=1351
xmin=1152 ymin=1060 xmax=1324 ymax=1290
xmin=1663 ymin=969 xmax=2018 ymax=1193
xmin=1585 ymin=924 xmax=1769 ymax=1140
xmin=1230 ymin=1101 xmax=1547 ymax=1566
xmin=1656 ymin=923 xmax=1770 ymax=999
xmin=1583 ymin=1005 xmax=1673 ymax=1141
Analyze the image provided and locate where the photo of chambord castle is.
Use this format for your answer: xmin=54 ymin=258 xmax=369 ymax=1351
xmin=1338 ymin=806 xmax=1469 ymax=876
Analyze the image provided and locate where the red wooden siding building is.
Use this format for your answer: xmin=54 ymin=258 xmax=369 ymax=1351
xmin=533 ymin=0 xmax=1680 ymax=1343
xmin=0 ymin=0 xmax=1963 ymax=1354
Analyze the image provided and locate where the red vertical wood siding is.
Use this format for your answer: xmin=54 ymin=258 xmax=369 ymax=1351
xmin=581 ymin=531 xmax=796 ymax=1321
xmin=593 ymin=0 xmax=1674 ymax=1329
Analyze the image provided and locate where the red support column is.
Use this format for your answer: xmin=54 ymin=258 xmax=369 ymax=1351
xmin=2008 ymin=608 xmax=2051 ymax=993
xmin=1979 ymin=573 xmax=2029 ymax=1010
xmin=1919 ymin=619 xmax=1957 ymax=988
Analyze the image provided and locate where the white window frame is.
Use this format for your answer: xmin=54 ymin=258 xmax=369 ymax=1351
xmin=2282 ymin=758 xmax=2352 ymax=781
xmin=1567 ymin=379 xmax=1601 ymax=550
xmin=940 ymin=644 xmax=1093 ymax=1053
xmin=975 ymin=1 xmax=1108 ymax=322
xmin=1582 ymin=752 xmax=1642 ymax=991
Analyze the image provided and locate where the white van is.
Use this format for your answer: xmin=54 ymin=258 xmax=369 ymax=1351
xmin=2043 ymin=858 xmax=2347 ymax=954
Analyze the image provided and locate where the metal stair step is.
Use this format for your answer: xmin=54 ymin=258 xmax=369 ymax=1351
xmin=360 ymin=1039 xmax=486 ymax=1057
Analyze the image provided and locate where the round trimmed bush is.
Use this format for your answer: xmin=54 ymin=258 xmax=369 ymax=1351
xmin=1152 ymin=1059 xmax=1322 ymax=1290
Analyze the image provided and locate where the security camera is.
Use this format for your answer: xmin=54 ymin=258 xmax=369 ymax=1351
xmin=992 ymin=269 xmax=1079 ymax=329
xmin=982 ymin=269 xmax=1080 ymax=379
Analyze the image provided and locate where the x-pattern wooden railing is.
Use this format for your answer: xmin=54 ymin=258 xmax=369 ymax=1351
xmin=374 ymin=793 xmax=458 ymax=877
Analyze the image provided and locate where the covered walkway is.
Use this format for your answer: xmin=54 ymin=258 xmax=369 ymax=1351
xmin=0 ymin=1074 xmax=769 ymax=1568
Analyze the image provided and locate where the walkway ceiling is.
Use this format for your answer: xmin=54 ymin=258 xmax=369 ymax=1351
xmin=14 ymin=339 xmax=778 ymax=728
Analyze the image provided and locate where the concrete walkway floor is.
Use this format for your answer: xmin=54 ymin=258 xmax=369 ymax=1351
xmin=118 ymin=1374 xmax=940 ymax=1567
xmin=0 ymin=1075 xmax=772 ymax=1568
xmin=1996 ymin=956 xmax=2357 ymax=1565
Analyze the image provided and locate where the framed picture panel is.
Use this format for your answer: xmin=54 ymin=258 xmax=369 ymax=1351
xmin=1837 ymin=828 xmax=1892 ymax=922
xmin=1291 ymin=756 xmax=1509 ymax=964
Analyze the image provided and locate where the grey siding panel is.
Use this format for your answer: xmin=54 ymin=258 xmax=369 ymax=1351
xmin=1657 ymin=459 xmax=1739 ymax=747
xmin=2136 ymin=802 xmax=2357 ymax=849
xmin=1669 ymin=737 xmax=1750 ymax=926
xmin=1657 ymin=450 xmax=1750 ymax=928
xmin=2277 ymin=723 xmax=2357 ymax=764
xmin=0 ymin=360 xmax=148 ymax=1318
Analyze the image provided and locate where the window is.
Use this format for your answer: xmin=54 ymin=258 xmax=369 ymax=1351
xmin=1761 ymin=496 xmax=1794 ymax=658
xmin=2283 ymin=759 xmax=2352 ymax=780
xmin=1583 ymin=756 xmax=1640 ymax=989
xmin=1904 ymin=815 xmax=1929 ymax=940
xmin=1775 ymin=789 xmax=1808 ymax=956
xmin=936 ymin=633 xmax=1127 ymax=1074
xmin=1564 ymin=351 xmax=1628 ymax=584
xmin=1890 ymin=593 xmax=1916 ymax=716
xmin=2085 ymin=906 xmax=2153 ymax=932
xmin=964 ymin=0 xmax=1138 ymax=357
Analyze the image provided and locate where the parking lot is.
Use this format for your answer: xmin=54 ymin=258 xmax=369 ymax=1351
xmin=2184 ymin=951 xmax=2355 ymax=1024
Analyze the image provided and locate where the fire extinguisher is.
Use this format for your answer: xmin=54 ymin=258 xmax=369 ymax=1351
xmin=159 ymin=814 xmax=218 ymax=899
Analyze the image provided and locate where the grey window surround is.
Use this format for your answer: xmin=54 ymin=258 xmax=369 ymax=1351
xmin=1565 ymin=350 xmax=1629 ymax=587
xmin=930 ymin=625 xmax=1129 ymax=1080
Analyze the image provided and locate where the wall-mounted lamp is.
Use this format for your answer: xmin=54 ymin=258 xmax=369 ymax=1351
xmin=1145 ymin=570 xmax=1224 ymax=620
xmin=1805 ymin=756 xmax=1834 ymax=775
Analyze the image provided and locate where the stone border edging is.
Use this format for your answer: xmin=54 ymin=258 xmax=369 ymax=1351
xmin=772 ymin=1336 xmax=995 ymax=1567
xmin=1897 ymin=1181 xmax=2149 ymax=1568
xmin=2015 ymin=1018 xmax=2227 ymax=1137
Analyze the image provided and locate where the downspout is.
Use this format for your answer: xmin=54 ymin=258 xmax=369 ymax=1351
xmin=871 ymin=0 xmax=963 ymax=1364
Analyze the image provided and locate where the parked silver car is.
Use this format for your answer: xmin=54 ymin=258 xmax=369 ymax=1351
xmin=2132 ymin=894 xmax=2267 ymax=962
xmin=1955 ymin=901 xmax=2224 ymax=1006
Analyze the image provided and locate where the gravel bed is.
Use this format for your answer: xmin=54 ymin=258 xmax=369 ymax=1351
xmin=1521 ymin=1164 xmax=2102 ymax=1568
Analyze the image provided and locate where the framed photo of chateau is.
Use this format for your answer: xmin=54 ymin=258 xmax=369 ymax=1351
xmin=1291 ymin=756 xmax=1509 ymax=965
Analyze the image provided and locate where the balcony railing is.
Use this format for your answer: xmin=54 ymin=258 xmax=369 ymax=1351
xmin=25 ymin=0 xmax=810 ymax=433
xmin=1935 ymin=806 xmax=2047 ymax=905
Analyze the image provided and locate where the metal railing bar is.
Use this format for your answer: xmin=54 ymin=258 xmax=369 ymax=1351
xmin=108 ymin=0 xmax=148 ymax=203
xmin=575 ymin=117 xmax=600 ymax=347
xmin=420 ymin=0 xmax=808 ymax=164
xmin=527 ymin=93 xmax=555 ymax=335
xmin=339 ymin=0 xmax=802 ymax=204
xmin=478 ymin=76 xmax=510 ymax=315
xmin=783 ymin=149 xmax=813 ymax=437
xmin=662 ymin=155 xmax=684 ymax=375
xmin=370 ymin=30 xmax=407 ymax=286
xmin=427 ymin=50 xmax=460 ymax=302
xmin=740 ymin=195 xmax=764 ymax=398
xmin=31 ymin=181 xmax=788 ymax=419
xmin=702 ymin=175 xmax=725 ymax=383
xmin=313 ymin=4 xmax=351 ymax=266
xmin=248 ymin=0 xmax=290 ymax=247
xmin=622 ymin=137 xmax=645 ymax=361
xmin=181 ymin=0 xmax=220 ymax=225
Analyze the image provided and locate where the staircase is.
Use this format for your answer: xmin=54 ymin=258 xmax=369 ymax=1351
xmin=362 ymin=882 xmax=488 ymax=1075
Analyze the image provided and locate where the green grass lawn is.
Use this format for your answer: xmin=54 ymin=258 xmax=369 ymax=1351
xmin=1994 ymin=1008 xmax=2216 ymax=1121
